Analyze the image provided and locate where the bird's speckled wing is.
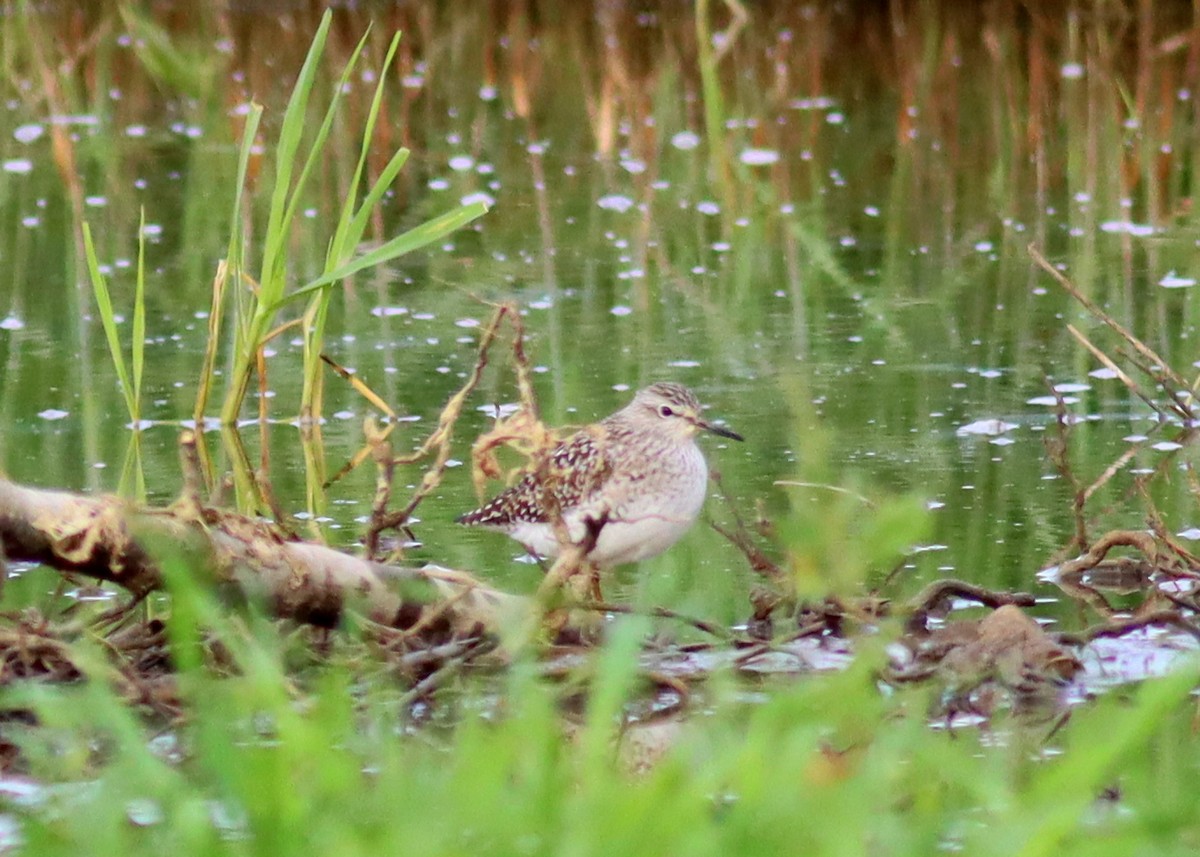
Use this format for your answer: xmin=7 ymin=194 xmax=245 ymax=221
xmin=457 ymin=428 xmax=613 ymax=527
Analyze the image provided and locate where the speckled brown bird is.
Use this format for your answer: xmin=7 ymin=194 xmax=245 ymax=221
xmin=458 ymin=382 xmax=742 ymax=567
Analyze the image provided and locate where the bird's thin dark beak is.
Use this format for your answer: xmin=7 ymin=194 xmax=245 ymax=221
xmin=699 ymin=419 xmax=744 ymax=442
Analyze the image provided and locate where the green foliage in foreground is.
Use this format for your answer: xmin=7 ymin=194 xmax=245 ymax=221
xmin=3 ymin=553 xmax=1200 ymax=857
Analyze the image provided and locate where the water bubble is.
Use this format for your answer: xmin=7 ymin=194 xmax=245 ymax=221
xmin=610 ymin=305 xmax=633 ymax=317
xmin=1159 ymin=272 xmax=1196 ymax=289
xmin=13 ymin=124 xmax=43 ymax=144
xmin=448 ymin=155 xmax=474 ymax=172
xmin=461 ymin=191 xmax=494 ymax=207
xmin=696 ymin=201 xmax=721 ymax=215
xmin=670 ymin=131 xmax=701 ymax=150
xmin=2 ymin=159 xmax=32 ymax=174
xmin=0 ymin=317 xmax=24 ymax=331
xmin=788 ymin=96 xmax=837 ymax=110
xmin=1100 ymin=220 xmax=1156 ymax=237
xmin=597 ymin=194 xmax=634 ymax=213
xmin=38 ymin=409 xmax=69 ymax=421
xmin=739 ymin=148 xmax=779 ymax=166
xmin=1061 ymin=62 xmax=1085 ymax=79
xmin=956 ymin=419 xmax=1018 ymax=437
xmin=370 ymin=306 xmax=409 ymax=318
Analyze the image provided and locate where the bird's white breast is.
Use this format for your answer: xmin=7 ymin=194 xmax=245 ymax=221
xmin=505 ymin=441 xmax=710 ymax=567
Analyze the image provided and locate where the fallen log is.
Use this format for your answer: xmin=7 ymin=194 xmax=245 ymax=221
xmin=0 ymin=478 xmax=524 ymax=639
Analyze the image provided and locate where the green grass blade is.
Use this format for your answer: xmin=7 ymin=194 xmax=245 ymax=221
xmin=275 ymin=29 xmax=372 ymax=282
xmin=346 ymin=146 xmax=410 ymax=250
xmin=226 ymin=101 xmax=263 ymax=334
xmin=257 ymin=10 xmax=332 ymax=307
xmin=329 ymin=31 xmax=403 ymax=265
xmin=131 ymin=208 xmax=146 ymax=419
xmin=82 ymin=223 xmax=137 ymax=421
xmin=278 ymin=201 xmax=488 ymax=309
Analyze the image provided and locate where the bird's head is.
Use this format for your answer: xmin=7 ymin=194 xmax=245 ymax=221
xmin=628 ymin=382 xmax=744 ymax=442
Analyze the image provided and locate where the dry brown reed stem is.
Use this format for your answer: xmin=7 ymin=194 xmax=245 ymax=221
xmin=176 ymin=431 xmax=206 ymax=518
xmin=1029 ymin=244 xmax=1194 ymax=419
xmin=319 ymin=354 xmax=398 ymax=493
xmin=1066 ymin=323 xmax=1166 ymax=417
xmin=370 ymin=303 xmax=520 ymax=556
xmin=535 ymin=514 xmax=605 ymax=604
xmin=193 ymin=260 xmax=229 ymax=435
xmin=1082 ymin=442 xmax=1141 ymax=505
xmin=708 ymin=471 xmax=786 ymax=585
xmin=364 ymin=417 xmax=395 ymax=561
xmin=1122 ymin=347 xmax=1195 ymax=421
xmin=319 ymin=354 xmax=396 ymax=416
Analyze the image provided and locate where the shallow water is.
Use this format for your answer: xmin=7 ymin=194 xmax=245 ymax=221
xmin=2 ymin=2 xmax=1199 ymax=635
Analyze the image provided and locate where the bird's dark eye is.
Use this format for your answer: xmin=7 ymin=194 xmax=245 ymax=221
xmin=659 ymin=405 xmax=674 ymax=417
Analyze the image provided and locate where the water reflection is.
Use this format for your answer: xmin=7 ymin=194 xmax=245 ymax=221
xmin=0 ymin=2 xmax=1198 ymax=627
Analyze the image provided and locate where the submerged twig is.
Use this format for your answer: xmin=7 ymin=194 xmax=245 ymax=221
xmin=575 ymin=600 xmax=734 ymax=641
xmin=1043 ymin=380 xmax=1089 ymax=551
xmin=1055 ymin=610 xmax=1200 ymax=647
xmin=372 ymin=302 xmax=519 ymax=555
xmin=710 ymin=470 xmax=786 ymax=584
xmin=904 ymin=579 xmax=1037 ymax=635
xmin=363 ymin=417 xmax=395 ymax=561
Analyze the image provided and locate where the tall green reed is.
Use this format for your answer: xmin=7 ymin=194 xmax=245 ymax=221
xmin=217 ymin=11 xmax=487 ymax=428
xmin=82 ymin=210 xmax=148 ymax=501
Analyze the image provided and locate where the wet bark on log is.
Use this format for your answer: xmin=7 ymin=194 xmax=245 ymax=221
xmin=0 ymin=478 xmax=523 ymax=638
